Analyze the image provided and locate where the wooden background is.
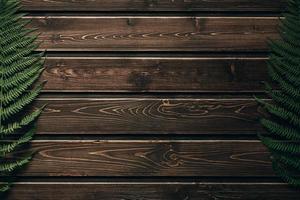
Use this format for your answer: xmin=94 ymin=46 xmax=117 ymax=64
xmin=5 ymin=0 xmax=300 ymax=199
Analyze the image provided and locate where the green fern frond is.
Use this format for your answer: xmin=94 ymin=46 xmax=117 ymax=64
xmin=3 ymin=56 xmax=42 ymax=77
xmin=273 ymin=160 xmax=300 ymax=187
xmin=1 ymin=85 xmax=43 ymax=120
xmin=2 ymin=44 xmax=40 ymax=65
xmin=0 ymin=126 xmax=35 ymax=157
xmin=257 ymin=0 xmax=300 ymax=187
xmin=0 ymin=157 xmax=31 ymax=173
xmin=259 ymin=135 xmax=300 ymax=154
xmin=268 ymin=56 xmax=300 ymax=83
xmin=2 ymin=70 xmax=43 ymax=105
xmin=257 ymin=99 xmax=300 ymax=128
xmin=268 ymin=62 xmax=300 ymax=99
xmin=266 ymin=89 xmax=300 ymax=114
xmin=3 ymin=65 xmax=43 ymax=89
xmin=1 ymin=107 xmax=43 ymax=136
xmin=261 ymin=119 xmax=300 ymax=140
xmin=0 ymin=0 xmax=45 ymax=194
xmin=275 ymin=154 xmax=300 ymax=171
xmin=268 ymin=59 xmax=300 ymax=87
xmin=0 ymin=183 xmax=10 ymax=193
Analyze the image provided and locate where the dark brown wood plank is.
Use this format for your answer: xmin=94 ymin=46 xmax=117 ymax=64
xmin=34 ymin=97 xmax=264 ymax=134
xmin=27 ymin=17 xmax=279 ymax=52
xmin=18 ymin=140 xmax=273 ymax=177
xmin=21 ymin=0 xmax=287 ymax=12
xmin=42 ymin=57 xmax=268 ymax=92
xmin=6 ymin=182 xmax=300 ymax=200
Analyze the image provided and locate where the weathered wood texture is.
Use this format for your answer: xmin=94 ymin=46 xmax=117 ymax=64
xmin=6 ymin=182 xmax=300 ymax=200
xmin=27 ymin=17 xmax=279 ymax=52
xmin=42 ymin=57 xmax=268 ymax=92
xmin=18 ymin=140 xmax=272 ymax=177
xmin=34 ymin=98 xmax=264 ymax=134
xmin=5 ymin=1 xmax=295 ymax=199
xmin=20 ymin=0 xmax=287 ymax=12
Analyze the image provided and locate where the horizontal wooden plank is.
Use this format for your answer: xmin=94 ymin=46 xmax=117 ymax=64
xmin=21 ymin=0 xmax=287 ymax=12
xmin=17 ymin=140 xmax=273 ymax=177
xmin=34 ymin=98 xmax=264 ymax=134
xmin=6 ymin=182 xmax=299 ymax=200
xmin=42 ymin=57 xmax=268 ymax=92
xmin=28 ymin=17 xmax=279 ymax=52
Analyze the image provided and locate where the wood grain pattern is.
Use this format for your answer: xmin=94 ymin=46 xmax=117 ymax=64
xmin=21 ymin=0 xmax=287 ymax=12
xmin=6 ymin=182 xmax=300 ymax=200
xmin=9 ymin=0 xmax=294 ymax=198
xmin=42 ymin=57 xmax=268 ymax=92
xmin=34 ymin=98 xmax=264 ymax=134
xmin=18 ymin=140 xmax=273 ymax=177
xmin=27 ymin=17 xmax=279 ymax=52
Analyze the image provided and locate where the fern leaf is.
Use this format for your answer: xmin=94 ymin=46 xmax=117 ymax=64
xmin=257 ymin=0 xmax=300 ymax=187
xmin=273 ymin=161 xmax=300 ymax=187
xmin=0 ymin=157 xmax=31 ymax=173
xmin=0 ymin=184 xmax=10 ymax=193
xmin=261 ymin=119 xmax=300 ymax=140
xmin=0 ymin=126 xmax=35 ymax=156
xmin=1 ymin=108 xmax=43 ymax=136
xmin=275 ymin=154 xmax=300 ymax=171
xmin=260 ymin=135 xmax=300 ymax=154
xmin=266 ymin=89 xmax=300 ymax=114
xmin=0 ymin=0 xmax=45 ymax=194
xmin=1 ymin=84 xmax=43 ymax=120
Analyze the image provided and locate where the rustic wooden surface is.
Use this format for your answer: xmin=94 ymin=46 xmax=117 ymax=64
xmin=21 ymin=0 xmax=286 ymax=12
xmin=42 ymin=57 xmax=268 ymax=92
xmin=34 ymin=97 xmax=264 ymax=134
xmin=27 ymin=17 xmax=279 ymax=52
xmin=4 ymin=0 xmax=299 ymax=199
xmin=16 ymin=140 xmax=273 ymax=177
xmin=6 ymin=182 xmax=300 ymax=200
